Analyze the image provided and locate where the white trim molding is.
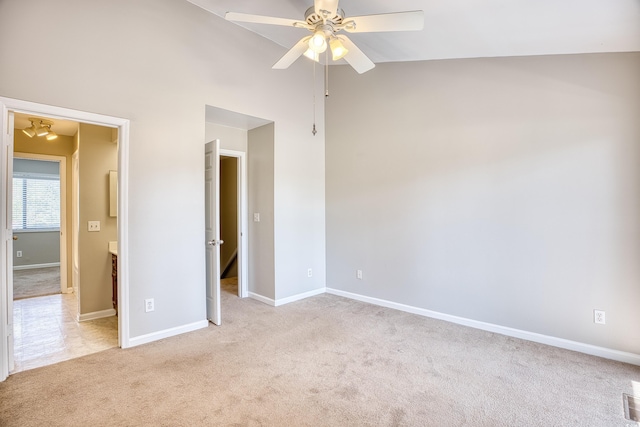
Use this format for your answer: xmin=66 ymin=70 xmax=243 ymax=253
xmin=127 ymin=320 xmax=209 ymax=348
xmin=274 ymin=288 xmax=326 ymax=307
xmin=78 ymin=308 xmax=116 ymax=322
xmin=248 ymin=292 xmax=275 ymax=306
xmin=326 ymin=288 xmax=640 ymax=367
xmin=249 ymin=287 xmax=326 ymax=307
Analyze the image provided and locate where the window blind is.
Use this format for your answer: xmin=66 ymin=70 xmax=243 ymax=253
xmin=12 ymin=174 xmax=60 ymax=230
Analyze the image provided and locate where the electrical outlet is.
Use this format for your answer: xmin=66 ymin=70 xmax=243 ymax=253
xmin=88 ymin=221 xmax=101 ymax=232
xmin=307 ymin=268 xmax=313 ymax=278
xmin=16 ymin=251 xmax=22 ymax=258
xmin=145 ymin=298 xmax=154 ymax=313
xmin=356 ymin=270 xmax=363 ymax=280
xmin=594 ymin=309 xmax=606 ymax=325
xmin=253 ymin=213 xmax=260 ymax=222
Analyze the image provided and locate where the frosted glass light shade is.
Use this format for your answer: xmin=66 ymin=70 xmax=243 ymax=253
xmin=303 ymin=49 xmax=320 ymax=62
xmin=309 ymin=31 xmax=327 ymax=53
xmin=330 ymin=38 xmax=348 ymax=60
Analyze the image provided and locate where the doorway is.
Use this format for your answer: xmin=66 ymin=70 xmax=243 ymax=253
xmin=220 ymin=150 xmax=248 ymax=299
xmin=205 ymin=144 xmax=248 ymax=325
xmin=12 ymin=153 xmax=67 ymax=300
xmin=11 ymin=115 xmax=119 ymax=373
xmin=0 ymin=97 xmax=131 ymax=381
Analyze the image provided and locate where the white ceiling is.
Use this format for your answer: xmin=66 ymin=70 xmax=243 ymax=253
xmin=205 ymin=106 xmax=272 ymax=131
xmin=188 ymin=0 xmax=640 ymax=64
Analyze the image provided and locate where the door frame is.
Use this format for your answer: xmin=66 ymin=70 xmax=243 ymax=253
xmin=0 ymin=97 xmax=131 ymax=382
xmin=13 ymin=152 xmax=69 ymax=294
xmin=220 ymin=149 xmax=248 ymax=298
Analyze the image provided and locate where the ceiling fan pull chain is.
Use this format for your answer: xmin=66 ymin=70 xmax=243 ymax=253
xmin=312 ymin=59 xmax=317 ymax=136
xmin=325 ymin=49 xmax=329 ymax=97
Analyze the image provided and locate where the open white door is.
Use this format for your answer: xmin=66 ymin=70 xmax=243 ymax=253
xmin=1 ymin=111 xmax=15 ymax=376
xmin=205 ymin=140 xmax=222 ymax=325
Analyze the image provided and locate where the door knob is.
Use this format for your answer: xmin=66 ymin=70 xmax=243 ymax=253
xmin=207 ymin=239 xmax=224 ymax=246
xmin=12 ymin=236 xmax=18 ymax=241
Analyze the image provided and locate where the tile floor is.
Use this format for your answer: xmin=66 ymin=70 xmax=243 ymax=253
xmin=12 ymin=293 xmax=118 ymax=373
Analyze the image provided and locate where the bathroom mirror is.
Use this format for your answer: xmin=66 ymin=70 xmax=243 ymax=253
xmin=109 ymin=170 xmax=117 ymax=217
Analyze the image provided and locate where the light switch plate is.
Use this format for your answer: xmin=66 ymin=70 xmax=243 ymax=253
xmin=88 ymin=221 xmax=101 ymax=232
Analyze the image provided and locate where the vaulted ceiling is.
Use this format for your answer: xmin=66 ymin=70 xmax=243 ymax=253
xmin=188 ymin=0 xmax=640 ymax=65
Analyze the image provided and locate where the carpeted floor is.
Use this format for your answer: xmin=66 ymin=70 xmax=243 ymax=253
xmin=13 ymin=267 xmax=60 ymax=300
xmin=0 ymin=280 xmax=639 ymax=426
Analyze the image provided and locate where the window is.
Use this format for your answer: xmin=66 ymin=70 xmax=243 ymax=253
xmin=12 ymin=173 xmax=60 ymax=230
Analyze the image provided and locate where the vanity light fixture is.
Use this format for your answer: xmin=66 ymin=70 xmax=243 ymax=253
xmin=22 ymin=122 xmax=37 ymax=137
xmin=22 ymin=118 xmax=57 ymax=141
xmin=35 ymin=124 xmax=49 ymax=137
xmin=45 ymin=125 xmax=58 ymax=140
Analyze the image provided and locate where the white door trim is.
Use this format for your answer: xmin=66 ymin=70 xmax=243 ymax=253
xmin=0 ymin=97 xmax=131 ymax=382
xmin=205 ymin=140 xmax=222 ymax=325
xmin=220 ymin=149 xmax=248 ymax=298
xmin=13 ymin=152 xmax=68 ymax=294
xmin=2 ymin=111 xmax=15 ymax=372
xmin=71 ymin=151 xmax=79 ymax=299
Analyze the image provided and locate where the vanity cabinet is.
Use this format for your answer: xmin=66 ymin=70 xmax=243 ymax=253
xmin=112 ymin=254 xmax=118 ymax=315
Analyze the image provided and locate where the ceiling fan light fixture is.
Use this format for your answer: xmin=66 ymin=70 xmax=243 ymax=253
xmin=330 ymin=37 xmax=349 ymax=61
xmin=309 ymin=31 xmax=327 ymax=53
xmin=303 ymin=48 xmax=320 ymax=62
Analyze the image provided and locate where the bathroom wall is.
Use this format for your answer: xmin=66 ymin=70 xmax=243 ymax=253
xmin=77 ymin=123 xmax=118 ymax=315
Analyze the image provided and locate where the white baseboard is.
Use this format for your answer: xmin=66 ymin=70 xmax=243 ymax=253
xmin=326 ymin=288 xmax=640 ymax=366
xmin=127 ymin=320 xmax=209 ymax=348
xmin=249 ymin=292 xmax=276 ymax=306
xmin=249 ymin=287 xmax=326 ymax=307
xmin=78 ymin=308 xmax=116 ymax=322
xmin=274 ymin=287 xmax=326 ymax=307
xmin=13 ymin=262 xmax=60 ymax=271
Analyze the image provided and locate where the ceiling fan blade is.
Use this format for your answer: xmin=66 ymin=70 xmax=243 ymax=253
xmin=225 ymin=12 xmax=306 ymax=28
xmin=343 ymin=10 xmax=424 ymax=33
xmin=273 ymin=36 xmax=312 ymax=69
xmin=338 ymin=36 xmax=375 ymax=74
xmin=314 ymin=0 xmax=340 ymax=18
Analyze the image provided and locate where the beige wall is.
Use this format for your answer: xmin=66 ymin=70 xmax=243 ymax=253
xmin=220 ymin=157 xmax=237 ymax=277
xmin=77 ymin=123 xmax=118 ymax=314
xmin=14 ymin=132 xmax=74 ymax=284
xmin=326 ymin=53 xmax=640 ymax=355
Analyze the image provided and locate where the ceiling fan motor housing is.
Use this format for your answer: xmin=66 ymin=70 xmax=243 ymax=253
xmin=304 ymin=6 xmax=344 ymax=27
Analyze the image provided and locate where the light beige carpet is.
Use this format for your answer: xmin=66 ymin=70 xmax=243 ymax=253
xmin=12 ymin=267 xmax=60 ymax=300
xmin=1 ymin=282 xmax=639 ymax=426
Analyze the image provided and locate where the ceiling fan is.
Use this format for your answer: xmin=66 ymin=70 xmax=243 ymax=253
xmin=226 ymin=0 xmax=424 ymax=74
